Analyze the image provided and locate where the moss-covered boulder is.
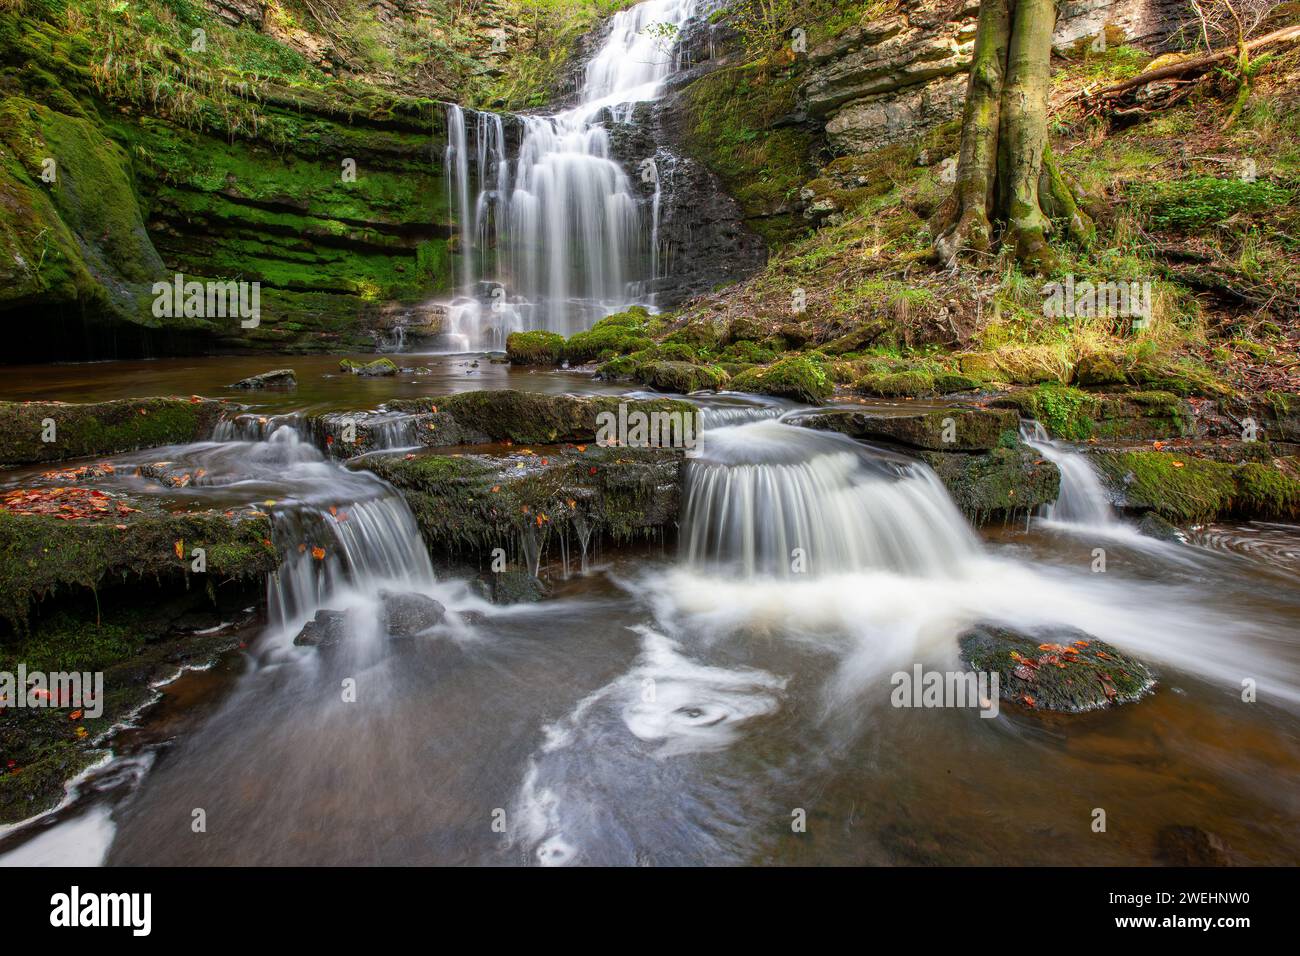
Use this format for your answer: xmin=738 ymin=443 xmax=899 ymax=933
xmin=340 ymin=358 xmax=398 ymax=377
xmin=359 ymin=444 xmax=682 ymax=560
xmin=563 ymin=308 xmax=656 ymax=364
xmin=798 ymin=407 xmax=1020 ymax=452
xmin=730 ymin=356 xmax=832 ymax=404
xmin=0 ymin=508 xmax=276 ymax=628
xmin=1089 ymin=448 xmax=1300 ymax=522
xmin=920 ymin=443 xmax=1061 ymax=521
xmin=855 ymin=369 xmax=935 ymax=397
xmin=0 ymin=398 xmax=226 ymax=466
xmin=992 ymin=384 xmax=1099 ymax=440
xmin=637 ymin=361 xmax=728 ymax=394
xmin=933 ymin=373 xmax=981 ymax=394
xmin=375 ymin=391 xmax=696 ymax=449
xmin=507 ymin=330 xmax=565 ymax=366
xmin=960 ymin=625 xmax=1155 ymax=713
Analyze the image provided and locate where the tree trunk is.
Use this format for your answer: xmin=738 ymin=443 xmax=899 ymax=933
xmin=931 ymin=0 xmax=1093 ymax=271
xmin=930 ymin=0 xmax=1012 ymax=266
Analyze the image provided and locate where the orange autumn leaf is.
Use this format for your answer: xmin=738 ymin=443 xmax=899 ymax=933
xmin=69 ymin=710 xmax=83 ymax=720
xmin=311 ymin=546 xmax=326 ymax=560
xmin=173 ymin=539 xmax=185 ymax=560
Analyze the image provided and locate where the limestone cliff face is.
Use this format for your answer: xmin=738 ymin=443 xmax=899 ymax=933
xmin=801 ymin=0 xmax=1191 ymax=155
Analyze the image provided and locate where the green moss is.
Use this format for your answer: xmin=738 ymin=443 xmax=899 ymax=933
xmin=997 ymin=384 xmax=1099 ymax=440
xmin=934 ymin=373 xmax=980 ymax=394
xmin=679 ymin=63 xmax=815 ymax=245
xmin=855 ymin=370 xmax=935 ymax=398
xmin=1092 ymin=451 xmax=1300 ymax=522
xmin=637 ymin=361 xmax=728 ymax=393
xmin=507 ymin=330 xmax=565 ymax=366
xmin=0 ymin=510 xmax=276 ymax=628
xmin=564 ymin=323 xmax=655 ymax=364
xmin=0 ymin=398 xmax=224 ymax=466
xmin=731 ymin=355 xmax=832 ymax=404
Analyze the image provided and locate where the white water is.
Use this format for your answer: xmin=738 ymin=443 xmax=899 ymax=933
xmin=441 ymin=0 xmax=701 ymax=349
xmin=1020 ymin=421 xmax=1117 ymax=526
xmin=681 ymin=420 xmax=979 ymax=578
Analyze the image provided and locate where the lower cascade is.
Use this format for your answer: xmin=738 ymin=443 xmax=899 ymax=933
xmin=1020 ymin=421 xmax=1117 ymax=526
xmin=680 ymin=420 xmax=980 ymax=578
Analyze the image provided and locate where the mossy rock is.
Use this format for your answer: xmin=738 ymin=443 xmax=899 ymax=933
xmin=1092 ymin=391 xmax=1193 ymax=440
xmin=730 ymin=356 xmax=833 ymax=405
xmin=822 ymin=320 xmax=889 ymax=356
xmin=360 ymin=445 xmax=683 ymax=558
xmin=564 ymin=324 xmax=654 ymax=365
xmin=636 ymin=361 xmax=727 ymax=394
xmin=960 ymin=625 xmax=1155 ymax=713
xmin=0 ymin=509 xmax=276 ymax=628
xmin=855 ymin=370 xmax=935 ymax=398
xmin=340 ymin=358 xmax=398 ymax=377
xmin=663 ymin=319 xmax=721 ymax=351
xmin=506 ymin=330 xmax=565 ymax=366
xmin=799 ymin=407 xmax=1020 ymax=452
xmin=1074 ymin=351 xmax=1127 ymax=386
xmin=992 ymin=384 xmax=1099 ymax=440
xmin=0 ymin=398 xmax=225 ymax=466
xmin=956 ymin=352 xmax=1002 ymax=383
xmin=1090 ymin=449 xmax=1300 ymax=522
xmin=920 ymin=443 xmax=1061 ymax=521
xmin=723 ymin=316 xmax=766 ymax=344
xmin=933 ymin=373 xmax=980 ymax=394
xmin=383 ymin=391 xmax=695 ymax=447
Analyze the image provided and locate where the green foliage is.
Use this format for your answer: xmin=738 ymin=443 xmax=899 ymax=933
xmin=1135 ymin=176 xmax=1293 ymax=231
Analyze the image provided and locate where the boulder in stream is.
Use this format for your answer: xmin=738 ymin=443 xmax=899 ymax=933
xmin=379 ymin=589 xmax=446 ymax=637
xmin=340 ymin=358 xmax=398 ymax=377
xmin=959 ymin=624 xmax=1155 ymax=713
xmin=228 ymin=369 xmax=296 ymax=389
xmin=293 ymin=609 xmax=352 ymax=648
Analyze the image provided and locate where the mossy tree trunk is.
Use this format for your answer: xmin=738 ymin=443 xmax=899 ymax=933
xmin=931 ymin=0 xmax=1094 ymax=272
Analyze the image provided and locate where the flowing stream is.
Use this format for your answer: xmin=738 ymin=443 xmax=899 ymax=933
xmin=1 ymin=0 xmax=1299 ymax=866
xmin=440 ymin=0 xmax=701 ymax=350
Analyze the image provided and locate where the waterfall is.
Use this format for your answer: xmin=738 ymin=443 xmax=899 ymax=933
xmin=680 ymin=420 xmax=981 ymax=578
xmin=204 ymin=422 xmax=436 ymax=642
xmin=1020 ymin=421 xmax=1116 ymax=526
xmin=440 ymin=0 xmax=701 ymax=350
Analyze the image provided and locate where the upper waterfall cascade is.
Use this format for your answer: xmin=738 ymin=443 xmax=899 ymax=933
xmin=441 ymin=0 xmax=702 ymax=351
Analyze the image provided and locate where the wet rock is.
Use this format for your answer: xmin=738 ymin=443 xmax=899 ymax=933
xmin=920 ymin=443 xmax=1060 ymax=521
xmin=378 ymin=589 xmax=446 ymax=637
xmin=959 ymin=625 xmax=1156 ymax=713
xmin=797 ymin=407 xmax=1019 ymax=452
xmin=1136 ymin=512 xmax=1184 ymax=541
xmin=340 ymin=358 xmax=398 ymax=377
xmin=482 ymin=570 xmax=550 ymax=605
xmin=228 ymin=369 xmax=296 ymax=389
xmin=360 ymin=444 xmax=682 ymax=561
xmin=293 ymin=610 xmax=351 ymax=648
xmin=0 ymin=397 xmax=225 ymax=466
xmin=1156 ymin=825 xmax=1232 ymax=866
xmin=1089 ymin=448 xmax=1300 ymax=523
